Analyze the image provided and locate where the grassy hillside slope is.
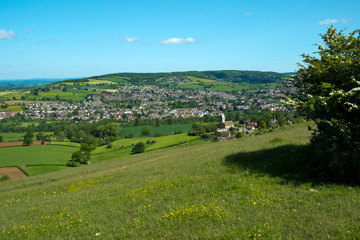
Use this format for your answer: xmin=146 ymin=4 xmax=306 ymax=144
xmin=1 ymin=123 xmax=359 ymax=239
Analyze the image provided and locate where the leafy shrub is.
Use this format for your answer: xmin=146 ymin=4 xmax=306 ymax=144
xmin=125 ymin=133 xmax=134 ymax=138
xmin=235 ymin=132 xmax=243 ymax=138
xmin=201 ymin=133 xmax=211 ymax=139
xmin=67 ymin=160 xmax=79 ymax=167
xmin=0 ymin=175 xmax=11 ymax=182
xmin=155 ymin=132 xmax=163 ymax=137
xmin=131 ymin=142 xmax=145 ymax=154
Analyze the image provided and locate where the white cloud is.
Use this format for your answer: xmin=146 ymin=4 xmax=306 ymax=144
xmin=26 ymin=28 xmax=33 ymax=33
xmin=0 ymin=29 xmax=15 ymax=40
xmin=50 ymin=39 xmax=58 ymax=44
xmin=123 ymin=36 xmax=141 ymax=43
xmin=160 ymin=37 xmax=195 ymax=45
xmin=319 ymin=19 xmax=339 ymax=25
xmin=244 ymin=12 xmax=253 ymax=16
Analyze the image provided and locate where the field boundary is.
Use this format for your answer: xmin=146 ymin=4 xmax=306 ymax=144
xmin=0 ymin=141 xmax=51 ymax=148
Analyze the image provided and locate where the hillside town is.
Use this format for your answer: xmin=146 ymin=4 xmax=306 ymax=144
xmin=3 ymin=85 xmax=289 ymax=122
xmin=0 ymin=85 xmax=289 ymax=122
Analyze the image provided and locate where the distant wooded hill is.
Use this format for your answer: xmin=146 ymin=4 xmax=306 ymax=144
xmin=62 ymin=70 xmax=288 ymax=86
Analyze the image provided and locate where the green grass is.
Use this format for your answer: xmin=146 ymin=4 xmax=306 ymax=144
xmin=0 ymin=105 xmax=23 ymax=111
xmin=0 ymin=91 xmax=15 ymax=96
xmin=2 ymin=89 xmax=93 ymax=101
xmin=92 ymin=132 xmax=200 ymax=155
xmin=0 ymin=122 xmax=359 ymax=239
xmin=0 ymin=145 xmax=77 ymax=176
xmin=52 ymin=141 xmax=81 ymax=148
xmin=187 ymin=76 xmax=216 ymax=83
xmin=0 ymin=132 xmax=26 ymax=142
xmin=118 ymin=124 xmax=192 ymax=138
xmin=177 ymin=79 xmax=281 ymax=92
xmin=0 ymin=131 xmax=53 ymax=142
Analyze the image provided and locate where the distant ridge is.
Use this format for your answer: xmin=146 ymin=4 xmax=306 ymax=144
xmin=61 ymin=70 xmax=287 ymax=85
xmin=0 ymin=78 xmax=78 ymax=90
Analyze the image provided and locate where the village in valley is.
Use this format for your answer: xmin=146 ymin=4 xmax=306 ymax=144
xmin=1 ymin=83 xmax=289 ymax=130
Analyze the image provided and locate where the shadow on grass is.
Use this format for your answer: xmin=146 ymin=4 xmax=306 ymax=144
xmin=223 ymin=144 xmax=341 ymax=186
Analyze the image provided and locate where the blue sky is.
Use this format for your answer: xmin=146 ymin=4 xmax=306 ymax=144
xmin=1 ymin=0 xmax=359 ymax=79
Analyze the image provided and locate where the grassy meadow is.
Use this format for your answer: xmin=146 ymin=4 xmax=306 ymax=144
xmin=1 ymin=122 xmax=359 ymax=239
xmin=118 ymin=124 xmax=193 ymax=138
xmin=1 ymin=89 xmax=93 ymax=102
xmin=0 ymin=132 xmax=26 ymax=142
xmin=91 ymin=132 xmax=200 ymax=155
xmin=0 ymin=145 xmax=77 ymax=176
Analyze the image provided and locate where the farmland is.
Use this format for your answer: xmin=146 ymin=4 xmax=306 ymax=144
xmin=0 ymin=145 xmax=76 ymax=176
xmin=0 ymin=88 xmax=93 ymax=101
xmin=118 ymin=124 xmax=193 ymax=138
xmin=91 ymin=132 xmax=201 ymax=155
xmin=1 ymin=122 xmax=359 ymax=239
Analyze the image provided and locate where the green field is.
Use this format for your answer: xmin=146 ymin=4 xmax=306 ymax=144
xmin=1 ymin=88 xmax=93 ymax=101
xmin=0 ymin=145 xmax=77 ymax=176
xmin=187 ymin=76 xmax=216 ymax=83
xmin=1 ymin=123 xmax=360 ymax=239
xmin=0 ymin=132 xmax=53 ymax=142
xmin=118 ymin=124 xmax=193 ymax=138
xmin=0 ymin=132 xmax=26 ymax=142
xmin=177 ymin=80 xmax=281 ymax=91
xmin=92 ymin=132 xmax=200 ymax=155
xmin=0 ymin=92 xmax=14 ymax=96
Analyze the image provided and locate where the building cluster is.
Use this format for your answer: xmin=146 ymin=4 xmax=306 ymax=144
xmin=8 ymin=85 xmax=288 ymax=121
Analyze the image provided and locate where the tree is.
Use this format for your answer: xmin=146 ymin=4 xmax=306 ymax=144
xmin=141 ymin=127 xmax=151 ymax=135
xmin=154 ymin=131 xmax=162 ymax=137
xmin=0 ymin=135 xmax=3 ymax=142
xmin=135 ymin=118 xmax=140 ymax=126
xmin=155 ymin=118 xmax=160 ymax=127
xmin=287 ymin=26 xmax=360 ymax=183
xmin=36 ymin=132 xmax=45 ymax=141
xmin=131 ymin=142 xmax=145 ymax=154
xmin=23 ymin=132 xmax=34 ymax=146
xmin=258 ymin=120 xmax=266 ymax=129
xmin=278 ymin=118 xmax=286 ymax=127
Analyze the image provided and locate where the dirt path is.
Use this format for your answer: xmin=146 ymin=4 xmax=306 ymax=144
xmin=0 ymin=167 xmax=27 ymax=180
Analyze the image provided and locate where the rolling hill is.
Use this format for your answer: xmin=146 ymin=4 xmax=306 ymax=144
xmin=1 ymin=122 xmax=359 ymax=239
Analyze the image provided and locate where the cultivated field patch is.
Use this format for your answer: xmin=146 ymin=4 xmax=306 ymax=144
xmin=0 ymin=167 xmax=26 ymax=180
xmin=0 ymin=140 xmax=50 ymax=148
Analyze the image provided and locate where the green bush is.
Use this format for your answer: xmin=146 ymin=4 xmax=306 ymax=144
xmin=131 ymin=142 xmax=145 ymax=154
xmin=154 ymin=132 xmax=163 ymax=137
xmin=0 ymin=175 xmax=11 ymax=182
xmin=66 ymin=160 xmax=79 ymax=167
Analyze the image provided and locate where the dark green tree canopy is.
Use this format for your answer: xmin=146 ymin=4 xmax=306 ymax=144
xmin=288 ymin=26 xmax=360 ymax=183
xmin=131 ymin=142 xmax=145 ymax=154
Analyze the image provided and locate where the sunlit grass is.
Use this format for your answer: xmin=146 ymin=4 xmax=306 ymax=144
xmin=0 ymin=122 xmax=359 ymax=239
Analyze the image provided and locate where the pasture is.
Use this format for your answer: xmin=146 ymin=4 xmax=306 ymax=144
xmin=0 ymin=145 xmax=77 ymax=176
xmin=91 ymin=132 xmax=200 ymax=155
xmin=118 ymin=124 xmax=192 ymax=138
